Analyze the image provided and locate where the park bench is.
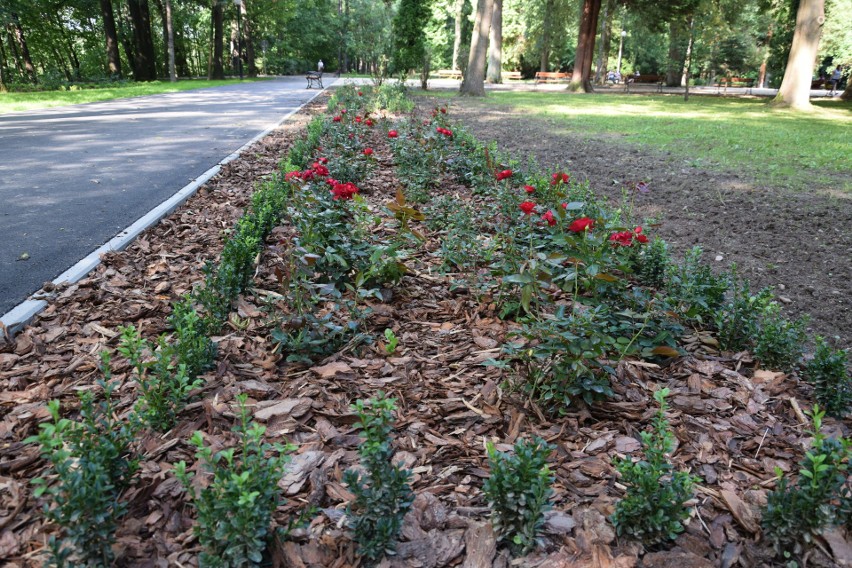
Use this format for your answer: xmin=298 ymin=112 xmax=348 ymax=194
xmin=436 ymin=69 xmax=462 ymax=80
xmin=715 ymin=76 xmax=755 ymax=94
xmin=503 ymin=71 xmax=523 ymax=81
xmin=625 ymin=74 xmax=664 ymax=93
xmin=535 ymin=71 xmax=571 ymax=84
xmin=306 ymin=71 xmax=323 ymax=89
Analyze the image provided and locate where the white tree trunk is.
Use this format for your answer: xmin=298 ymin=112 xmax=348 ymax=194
xmin=165 ymin=0 xmax=176 ymax=81
xmin=452 ymin=0 xmax=465 ymax=71
xmin=460 ymin=0 xmax=494 ymax=96
xmin=486 ymin=0 xmax=502 ymax=83
xmin=773 ymin=0 xmax=824 ymax=109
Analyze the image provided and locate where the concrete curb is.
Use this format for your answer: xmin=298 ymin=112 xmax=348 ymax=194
xmin=1 ymin=86 xmax=327 ymax=341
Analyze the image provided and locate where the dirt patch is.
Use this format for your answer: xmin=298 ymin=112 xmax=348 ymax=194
xmin=426 ymin=94 xmax=852 ymax=351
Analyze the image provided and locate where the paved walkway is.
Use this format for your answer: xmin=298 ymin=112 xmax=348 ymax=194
xmin=0 ymin=77 xmax=324 ymax=317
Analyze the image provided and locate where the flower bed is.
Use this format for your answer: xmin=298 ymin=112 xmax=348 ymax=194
xmin=0 ymin=84 xmax=850 ymax=567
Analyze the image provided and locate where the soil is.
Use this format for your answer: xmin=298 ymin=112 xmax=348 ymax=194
xmin=0 ymin=90 xmax=850 ymax=568
xmin=431 ymin=94 xmax=852 ymax=351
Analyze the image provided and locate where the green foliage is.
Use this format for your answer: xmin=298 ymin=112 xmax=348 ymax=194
xmin=752 ymin=302 xmax=807 ymax=372
xmin=804 ymin=337 xmax=852 ymax=417
xmin=612 ymin=388 xmax=698 ymax=546
xmin=170 ymin=297 xmax=217 ymax=379
xmin=664 ymin=247 xmax=729 ymax=325
xmin=343 ymin=392 xmax=414 ymax=565
xmin=636 ymin=236 xmax=670 ymax=289
xmin=761 ymin=406 xmax=851 ymax=559
xmin=375 ymin=81 xmax=414 ymax=113
xmin=28 ymin=374 xmax=138 ymax=567
xmin=482 ymin=437 xmax=554 ymax=556
xmin=174 ymin=395 xmax=295 ymax=568
xmin=118 ymin=326 xmax=203 ymax=432
xmin=383 ymin=328 xmax=399 ymax=354
xmin=391 ymin=0 xmax=431 ymax=75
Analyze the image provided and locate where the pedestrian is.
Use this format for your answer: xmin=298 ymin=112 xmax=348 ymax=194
xmin=829 ymin=65 xmax=842 ymax=96
xmin=318 ymin=59 xmax=325 ymax=73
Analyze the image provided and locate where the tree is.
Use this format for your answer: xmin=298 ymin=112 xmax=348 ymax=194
xmin=568 ymin=0 xmax=602 ymax=92
xmin=460 ymin=0 xmax=494 ymax=96
xmin=451 ymin=0 xmax=467 ymax=71
xmin=128 ymin=0 xmax=157 ymax=80
xmin=391 ymin=0 xmax=430 ymax=75
xmin=210 ymin=0 xmax=225 ymax=79
xmin=486 ymin=0 xmax=503 ymax=82
xmin=9 ymin=12 xmax=38 ymax=83
xmin=772 ymin=0 xmax=824 ymax=109
xmin=99 ymin=0 xmax=123 ymax=77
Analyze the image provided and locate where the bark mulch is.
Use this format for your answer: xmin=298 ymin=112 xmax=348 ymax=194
xmin=1 ymin=91 xmax=850 ymax=568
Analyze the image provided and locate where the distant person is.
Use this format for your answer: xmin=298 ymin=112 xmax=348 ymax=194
xmin=829 ymin=65 xmax=842 ymax=95
xmin=318 ymin=59 xmax=325 ymax=73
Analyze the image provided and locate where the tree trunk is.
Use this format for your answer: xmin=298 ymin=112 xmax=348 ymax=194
xmin=681 ymin=17 xmax=694 ymax=89
xmin=128 ymin=0 xmax=157 ymax=80
xmin=10 ymin=14 xmax=37 ymax=83
xmin=568 ymin=0 xmax=601 ymax=92
xmin=0 ymin=38 xmax=7 ymax=91
xmin=540 ymin=0 xmax=554 ymax=72
xmin=486 ymin=0 xmax=502 ymax=83
xmin=165 ymin=0 xmax=176 ymax=80
xmin=594 ymin=0 xmax=614 ymax=83
xmin=772 ymin=0 xmax=824 ymax=109
xmin=666 ymin=19 xmax=687 ymax=87
xmin=841 ymin=78 xmax=852 ymax=101
xmin=211 ymin=0 xmax=225 ymax=79
xmin=100 ymin=0 xmax=123 ymax=77
xmin=230 ymin=19 xmax=238 ymax=74
xmin=116 ymin=6 xmax=136 ymax=73
xmin=242 ymin=0 xmax=255 ymax=77
xmin=452 ymin=0 xmax=465 ymax=71
xmin=459 ymin=0 xmax=494 ymax=96
xmin=758 ymin=23 xmax=773 ymax=88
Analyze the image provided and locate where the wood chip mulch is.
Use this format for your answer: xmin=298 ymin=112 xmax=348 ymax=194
xmin=1 ymin=92 xmax=850 ymax=568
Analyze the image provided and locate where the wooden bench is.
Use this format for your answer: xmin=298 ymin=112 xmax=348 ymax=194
xmin=306 ymin=71 xmax=323 ymax=89
xmin=625 ymin=74 xmax=664 ymax=93
xmin=503 ymin=71 xmax=523 ymax=81
xmin=535 ymin=71 xmax=571 ymax=84
xmin=436 ymin=69 xmax=462 ymax=80
xmin=715 ymin=76 xmax=755 ymax=94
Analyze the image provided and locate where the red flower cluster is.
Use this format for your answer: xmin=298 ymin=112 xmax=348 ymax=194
xmin=317 ymin=157 xmax=328 ymax=164
xmin=363 ymin=148 xmax=374 ymax=156
xmin=355 ymin=116 xmax=362 ymax=123
xmin=365 ymin=118 xmax=374 ymax=127
xmin=331 ymin=181 xmax=359 ymax=200
xmin=496 ymin=169 xmax=513 ymax=181
xmin=610 ymin=226 xmax=649 ymax=246
xmin=541 ymin=210 xmax=556 ymax=226
xmin=568 ymin=217 xmax=594 ymax=233
xmin=519 ymin=201 xmax=536 ymax=215
xmin=388 ymin=130 xmax=399 ymax=138
xmin=436 ymin=127 xmax=453 ymax=137
xmin=285 ymin=170 xmax=302 ymax=182
xmin=358 ymin=91 xmax=364 ymax=96
xmin=332 ymin=115 xmax=342 ymax=122
xmin=524 ymin=185 xmax=535 ymax=194
xmin=551 ymin=172 xmax=570 ymax=185
xmin=311 ymin=162 xmax=330 ymax=177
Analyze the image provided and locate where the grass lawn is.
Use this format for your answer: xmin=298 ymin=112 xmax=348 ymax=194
xmin=425 ymin=90 xmax=852 ymax=193
xmin=0 ymin=78 xmax=265 ymax=114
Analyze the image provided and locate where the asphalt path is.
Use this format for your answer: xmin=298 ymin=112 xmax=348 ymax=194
xmin=0 ymin=77 xmax=324 ymax=315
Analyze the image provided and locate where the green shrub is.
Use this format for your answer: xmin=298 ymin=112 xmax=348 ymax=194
xmin=714 ymin=270 xmax=772 ymax=351
xmin=664 ymin=247 xmax=729 ymax=325
xmin=761 ymin=406 xmax=851 ymax=559
xmin=804 ymin=337 xmax=851 ymax=417
xmin=611 ymin=388 xmax=698 ymax=545
xmin=753 ymin=302 xmax=807 ymax=372
xmin=174 ymin=395 xmax=295 ymax=567
xmin=636 ymin=236 xmax=670 ymax=288
xmin=343 ymin=392 xmax=414 ymax=565
xmin=28 ymin=373 xmax=138 ymax=567
xmin=118 ymin=325 xmax=203 ymax=432
xmin=170 ymin=298 xmax=217 ymax=379
xmin=482 ymin=437 xmax=554 ymax=555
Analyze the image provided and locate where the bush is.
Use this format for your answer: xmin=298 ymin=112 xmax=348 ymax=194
xmin=611 ymin=388 xmax=698 ymax=545
xmin=174 ymin=395 xmax=295 ymax=567
xmin=28 ymin=373 xmax=138 ymax=566
xmin=714 ymin=270 xmax=772 ymax=351
xmin=753 ymin=302 xmax=807 ymax=372
xmin=664 ymin=247 xmax=729 ymax=325
xmin=804 ymin=337 xmax=851 ymax=417
xmin=343 ymin=392 xmax=414 ymax=565
xmin=482 ymin=437 xmax=554 ymax=555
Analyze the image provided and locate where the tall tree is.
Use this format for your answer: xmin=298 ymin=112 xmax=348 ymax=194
xmin=391 ymin=0 xmax=430 ymax=75
xmin=772 ymin=0 xmax=824 ymax=108
xmin=165 ymin=0 xmax=176 ymax=80
xmin=568 ymin=0 xmax=602 ymax=92
xmin=9 ymin=13 xmax=37 ymax=83
xmin=210 ymin=0 xmax=224 ymax=79
xmin=100 ymin=0 xmax=123 ymax=77
xmin=451 ymin=0 xmax=466 ymax=70
xmin=128 ymin=0 xmax=157 ymax=80
xmin=539 ymin=0 xmax=554 ymax=72
xmin=666 ymin=19 xmax=689 ymax=86
xmin=486 ymin=0 xmax=503 ymax=82
xmin=460 ymin=0 xmax=494 ymax=95
xmin=594 ymin=0 xmax=615 ymax=83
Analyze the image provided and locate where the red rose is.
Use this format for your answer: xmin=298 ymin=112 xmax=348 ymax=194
xmin=358 ymin=91 xmax=363 ymax=96
xmin=318 ymin=157 xmax=328 ymax=164
xmin=355 ymin=116 xmax=362 ymax=123
xmin=363 ymin=148 xmax=374 ymax=156
xmin=551 ymin=172 xmax=570 ymax=185
xmin=440 ymin=107 xmax=447 ymax=114
xmin=569 ymin=217 xmax=594 ymax=233
xmin=496 ymin=169 xmax=513 ymax=181
xmin=541 ymin=210 xmax=556 ymax=226
xmin=609 ymin=231 xmax=634 ymax=246
xmin=524 ymin=185 xmax=535 ymax=194
xmin=519 ymin=201 xmax=536 ymax=215
xmin=331 ymin=181 xmax=359 ymax=200
xmin=388 ymin=130 xmax=399 ymax=138
xmin=635 ymin=233 xmax=649 ymax=244
xmin=365 ymin=119 xmax=374 ymax=127
xmin=333 ymin=115 xmax=342 ymax=122
xmin=285 ymin=170 xmax=301 ymax=181
xmin=340 ymin=109 xmax=347 ymax=114
xmin=311 ymin=163 xmax=330 ymax=177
